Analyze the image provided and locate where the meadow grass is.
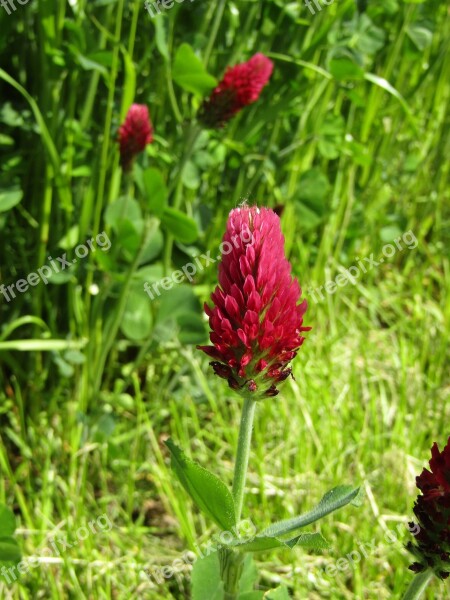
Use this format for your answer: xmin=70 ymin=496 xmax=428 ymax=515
xmin=0 ymin=0 xmax=449 ymax=598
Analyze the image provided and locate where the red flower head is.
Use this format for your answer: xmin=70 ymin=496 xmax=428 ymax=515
xmin=198 ymin=206 xmax=310 ymax=399
xmin=407 ymin=437 xmax=450 ymax=579
xmin=199 ymin=53 xmax=274 ymax=128
xmin=118 ymin=104 xmax=153 ymax=171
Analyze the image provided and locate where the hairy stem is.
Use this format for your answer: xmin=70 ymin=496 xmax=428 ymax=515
xmin=219 ymin=547 xmax=245 ymax=600
xmin=232 ymin=397 xmax=256 ymax=524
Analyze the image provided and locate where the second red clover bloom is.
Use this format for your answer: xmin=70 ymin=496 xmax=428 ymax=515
xmin=199 ymin=53 xmax=274 ymax=128
xmin=118 ymin=104 xmax=153 ymax=171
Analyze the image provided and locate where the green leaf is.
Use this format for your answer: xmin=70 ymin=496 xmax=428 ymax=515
xmin=182 ymin=161 xmax=200 ymax=190
xmin=152 ymin=16 xmax=169 ymax=61
xmin=142 ymin=168 xmax=168 ymax=217
xmin=156 ymin=285 xmax=200 ymax=321
xmin=329 ymin=57 xmax=364 ymax=81
xmin=165 ymin=439 xmax=236 ymax=531
xmin=344 ymin=138 xmax=372 ymax=167
xmin=192 ymin=552 xmax=258 ymax=599
xmin=63 ymin=349 xmax=86 ymax=365
xmin=161 ymin=207 xmax=198 ymax=243
xmin=75 ymin=52 xmax=108 ymax=75
xmin=296 ymin=168 xmax=330 ymax=226
xmin=172 ymin=43 xmax=217 ymax=96
xmin=264 ymin=585 xmax=291 ymax=599
xmin=121 ymin=287 xmax=153 ymax=341
xmin=298 ymin=169 xmax=330 ymax=207
xmin=105 ymin=196 xmax=143 ymax=232
xmin=0 ymin=186 xmax=23 ymax=212
xmin=238 ymin=554 xmax=259 ymax=593
xmin=0 ymin=506 xmax=21 ymax=581
xmin=133 ymin=264 xmax=164 ymax=285
xmin=0 ymin=69 xmax=63 ymax=186
xmin=58 ymin=225 xmax=79 ymax=249
xmin=92 ymin=414 xmax=116 ymax=442
xmin=115 ymin=220 xmax=143 ymax=257
xmin=0 ymin=537 xmax=21 ymax=563
xmin=177 ymin=313 xmax=207 ymax=345
xmin=354 ymin=14 xmax=385 ymax=54
xmin=380 ymin=225 xmax=403 ymax=243
xmin=71 ymin=165 xmax=92 ymax=177
xmin=364 ymin=73 xmax=416 ymax=129
xmin=0 ymin=506 xmax=15 ymax=537
xmin=261 ymin=486 xmax=360 ymax=538
xmin=0 ymin=134 xmax=14 ymax=146
xmin=85 ymin=51 xmax=114 ymax=68
xmin=318 ymin=115 xmax=345 ymax=160
xmin=232 ymin=535 xmax=287 ymax=553
xmin=294 ymin=203 xmax=322 ymax=232
xmin=53 ymin=355 xmax=75 ymax=378
xmin=154 ymin=285 xmax=206 ymax=343
xmin=0 ymin=103 xmax=24 ymax=128
xmin=406 ymin=24 xmax=433 ymax=51
xmin=231 ymin=531 xmax=329 ymax=553
xmin=191 ymin=551 xmax=223 ymax=600
xmin=105 ymin=196 xmax=143 ymax=256
xmin=289 ymin=532 xmax=329 ymax=550
xmin=120 ymin=46 xmax=137 ymax=121
xmin=139 ymin=226 xmax=164 ymax=264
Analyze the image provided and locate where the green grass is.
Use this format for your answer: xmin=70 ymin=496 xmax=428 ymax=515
xmin=0 ymin=0 xmax=449 ymax=598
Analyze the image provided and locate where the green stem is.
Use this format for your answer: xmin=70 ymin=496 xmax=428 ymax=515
xmin=166 ymin=67 xmax=183 ymax=124
xmin=170 ymin=123 xmax=202 ymax=205
xmin=0 ymin=434 xmax=34 ymax=528
xmin=80 ymin=0 xmax=124 ymax=409
xmin=232 ymin=397 xmax=256 ymax=524
xmin=89 ymin=0 xmax=124 ymax=256
xmin=127 ymin=0 xmax=141 ymax=57
xmin=203 ymin=0 xmax=227 ymax=67
xmin=80 ymin=7 xmax=114 ymax=130
xmin=219 ymin=547 xmax=245 ymax=600
xmin=219 ymin=398 xmax=256 ymax=599
xmin=94 ymin=5 xmax=123 ymax=227
xmin=402 ymin=570 xmax=434 ymax=600
xmin=92 ymin=220 xmax=153 ymax=394
xmin=163 ymin=122 xmax=202 ymax=275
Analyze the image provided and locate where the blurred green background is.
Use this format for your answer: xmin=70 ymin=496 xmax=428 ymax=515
xmin=0 ymin=0 xmax=449 ymax=598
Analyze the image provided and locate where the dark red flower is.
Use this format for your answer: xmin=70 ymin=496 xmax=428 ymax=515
xmin=199 ymin=53 xmax=274 ymax=128
xmin=198 ymin=206 xmax=310 ymax=398
xmin=118 ymin=104 xmax=153 ymax=171
xmin=407 ymin=437 xmax=450 ymax=579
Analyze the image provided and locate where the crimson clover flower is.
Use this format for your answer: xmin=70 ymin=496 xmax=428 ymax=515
xmin=198 ymin=206 xmax=310 ymax=399
xmin=118 ymin=104 xmax=153 ymax=171
xmin=198 ymin=53 xmax=274 ymax=128
xmin=407 ymin=437 xmax=450 ymax=579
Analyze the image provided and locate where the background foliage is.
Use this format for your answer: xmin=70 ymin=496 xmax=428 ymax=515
xmin=0 ymin=0 xmax=449 ymax=597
